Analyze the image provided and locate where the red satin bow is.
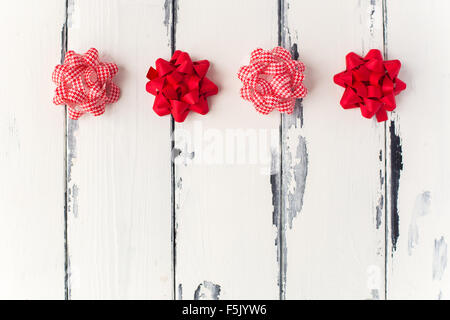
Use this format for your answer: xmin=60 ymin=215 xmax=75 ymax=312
xmin=333 ymin=49 xmax=406 ymax=122
xmin=146 ymin=50 xmax=218 ymax=122
xmin=52 ymin=48 xmax=120 ymax=120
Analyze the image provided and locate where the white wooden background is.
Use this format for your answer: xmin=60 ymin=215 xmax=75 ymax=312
xmin=0 ymin=0 xmax=449 ymax=300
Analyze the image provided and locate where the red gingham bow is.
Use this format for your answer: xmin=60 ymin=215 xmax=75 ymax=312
xmin=52 ymin=48 xmax=120 ymax=120
xmin=238 ymin=47 xmax=307 ymax=115
xmin=333 ymin=49 xmax=406 ymax=122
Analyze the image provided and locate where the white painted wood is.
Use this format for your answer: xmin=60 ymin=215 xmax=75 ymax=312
xmin=66 ymin=0 xmax=172 ymax=299
xmin=0 ymin=0 xmax=65 ymax=299
xmin=174 ymin=0 xmax=280 ymax=299
xmin=283 ymin=0 xmax=386 ymax=299
xmin=2 ymin=0 xmax=449 ymax=300
xmin=386 ymin=0 xmax=450 ymax=300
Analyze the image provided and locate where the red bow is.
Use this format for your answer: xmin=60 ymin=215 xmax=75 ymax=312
xmin=333 ymin=49 xmax=406 ymax=122
xmin=146 ymin=50 xmax=218 ymax=122
xmin=238 ymin=47 xmax=307 ymax=115
xmin=52 ymin=48 xmax=120 ymax=120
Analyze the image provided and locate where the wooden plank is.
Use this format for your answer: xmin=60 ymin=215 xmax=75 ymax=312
xmin=386 ymin=0 xmax=450 ymax=300
xmin=174 ymin=0 xmax=280 ymax=299
xmin=66 ymin=0 xmax=173 ymax=299
xmin=282 ymin=0 xmax=386 ymax=299
xmin=0 ymin=0 xmax=65 ymax=299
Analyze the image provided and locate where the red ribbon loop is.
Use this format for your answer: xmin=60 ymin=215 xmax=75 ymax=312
xmin=146 ymin=51 xmax=218 ymax=122
xmin=334 ymin=49 xmax=406 ymax=122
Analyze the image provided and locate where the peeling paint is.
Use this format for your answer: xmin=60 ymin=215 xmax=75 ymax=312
xmin=270 ymin=146 xmax=283 ymax=296
xmin=271 ymin=148 xmax=281 ymax=228
xmin=376 ymin=194 xmax=383 ymax=229
xmin=178 ymin=283 xmax=182 ymax=300
xmin=66 ymin=254 xmax=72 ymax=298
xmin=164 ymin=0 xmax=178 ymax=51
xmin=408 ymin=191 xmax=431 ymax=255
xmin=389 ymin=121 xmax=402 ymax=251
xmin=278 ymin=2 xmax=309 ymax=298
xmin=163 ymin=0 xmax=171 ymax=32
xmin=371 ymin=289 xmax=379 ymax=300
xmin=172 ymin=147 xmax=194 ymax=166
xmin=67 ymin=119 xmax=78 ymax=183
xmin=67 ymin=0 xmax=78 ymax=29
xmin=194 ymin=281 xmax=221 ymax=300
xmin=175 ymin=177 xmax=183 ymax=211
xmin=368 ymin=0 xmax=377 ymax=37
xmin=60 ymin=20 xmax=67 ymax=64
xmin=282 ymin=105 xmax=308 ymax=229
xmin=67 ymin=184 xmax=80 ymax=218
xmin=376 ymin=150 xmax=384 ymax=230
xmin=433 ymin=237 xmax=447 ymax=281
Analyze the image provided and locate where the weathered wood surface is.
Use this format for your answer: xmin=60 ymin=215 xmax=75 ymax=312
xmin=0 ymin=0 xmax=449 ymax=300
xmin=66 ymin=0 xmax=172 ymax=299
xmin=174 ymin=0 xmax=280 ymax=300
xmin=0 ymin=0 xmax=66 ymax=299
xmin=282 ymin=0 xmax=385 ymax=299
xmin=386 ymin=0 xmax=450 ymax=300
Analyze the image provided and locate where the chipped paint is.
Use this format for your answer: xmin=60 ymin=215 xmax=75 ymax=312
xmin=66 ymin=254 xmax=72 ymax=298
xmin=177 ymin=283 xmax=182 ymax=300
xmin=408 ymin=191 xmax=431 ymax=255
xmin=376 ymin=194 xmax=383 ymax=229
xmin=368 ymin=0 xmax=377 ymax=37
xmin=371 ymin=289 xmax=380 ymax=300
xmin=164 ymin=0 xmax=178 ymax=51
xmin=389 ymin=121 xmax=402 ymax=251
xmin=175 ymin=177 xmax=183 ymax=211
xmin=433 ymin=237 xmax=447 ymax=281
xmin=66 ymin=119 xmax=79 ymax=220
xmin=67 ymin=0 xmax=78 ymax=29
xmin=67 ymin=119 xmax=78 ymax=183
xmin=282 ymin=105 xmax=308 ymax=229
xmin=60 ymin=11 xmax=67 ymax=64
xmin=270 ymin=147 xmax=283 ymax=297
xmin=278 ymin=2 xmax=309 ymax=300
xmin=376 ymin=151 xmax=384 ymax=230
xmin=172 ymin=147 xmax=194 ymax=166
xmin=70 ymin=184 xmax=79 ymax=218
xmin=280 ymin=15 xmax=308 ymax=229
xmin=271 ymin=148 xmax=281 ymax=228
xmin=194 ymin=281 xmax=221 ymax=300
xmin=163 ymin=0 xmax=171 ymax=33
xmin=63 ymin=0 xmax=70 ymax=300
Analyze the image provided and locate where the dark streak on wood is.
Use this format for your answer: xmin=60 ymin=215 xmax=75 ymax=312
xmin=389 ymin=121 xmax=402 ymax=251
xmin=62 ymin=0 xmax=69 ymax=301
xmin=382 ymin=0 xmax=388 ymax=299
xmin=170 ymin=0 xmax=178 ymax=300
xmin=276 ymin=0 xmax=285 ymax=301
xmin=270 ymin=148 xmax=283 ymax=297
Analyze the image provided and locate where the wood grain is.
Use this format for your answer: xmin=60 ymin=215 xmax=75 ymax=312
xmin=66 ymin=0 xmax=173 ymax=299
xmin=386 ymin=0 xmax=450 ymax=299
xmin=0 ymin=0 xmax=66 ymax=299
xmin=282 ymin=0 xmax=386 ymax=299
xmin=174 ymin=0 xmax=280 ymax=299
